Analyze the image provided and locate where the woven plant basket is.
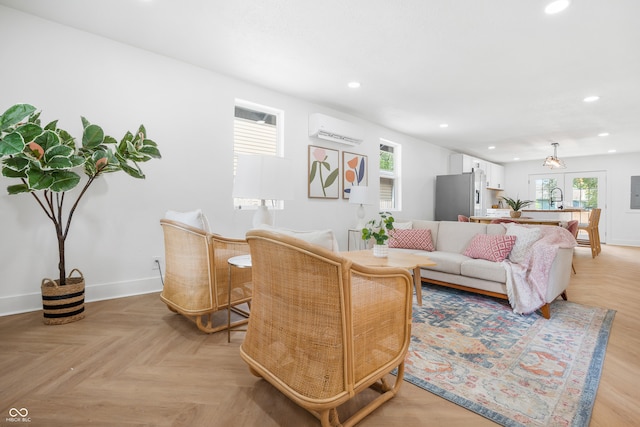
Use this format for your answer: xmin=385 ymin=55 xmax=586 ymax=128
xmin=41 ymin=268 xmax=85 ymax=325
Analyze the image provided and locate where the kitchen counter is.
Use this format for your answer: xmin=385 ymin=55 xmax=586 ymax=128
xmin=521 ymin=209 xmax=585 ymax=221
xmin=470 ymin=216 xmax=566 ymax=226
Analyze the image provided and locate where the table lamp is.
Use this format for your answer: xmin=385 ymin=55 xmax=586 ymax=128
xmin=232 ymin=154 xmax=293 ymax=227
xmin=348 ymin=186 xmax=370 ymax=229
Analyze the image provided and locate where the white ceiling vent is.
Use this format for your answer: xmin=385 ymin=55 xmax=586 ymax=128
xmin=308 ymin=113 xmax=364 ymax=145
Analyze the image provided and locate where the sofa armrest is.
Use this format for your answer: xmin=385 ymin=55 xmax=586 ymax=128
xmin=544 ymin=247 xmax=573 ymax=302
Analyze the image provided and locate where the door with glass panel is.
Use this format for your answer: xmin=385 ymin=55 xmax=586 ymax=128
xmin=529 ymin=172 xmax=606 ymax=242
xmin=563 ymin=172 xmax=606 ymax=242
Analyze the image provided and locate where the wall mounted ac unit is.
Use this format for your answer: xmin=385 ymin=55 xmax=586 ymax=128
xmin=308 ymin=113 xmax=364 ymax=145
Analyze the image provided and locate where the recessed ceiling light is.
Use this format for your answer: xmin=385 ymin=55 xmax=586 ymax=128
xmin=439 ymin=123 xmax=449 ymax=128
xmin=545 ymin=0 xmax=571 ymax=14
xmin=488 ymin=146 xmax=495 ymax=150
xmin=583 ymin=95 xmax=600 ymax=103
xmin=347 ymin=81 xmax=361 ymax=89
xmin=513 ymin=157 xmax=520 ymax=161
xmin=608 ymin=149 xmax=617 ymax=153
xmin=598 ymin=132 xmax=609 ymax=137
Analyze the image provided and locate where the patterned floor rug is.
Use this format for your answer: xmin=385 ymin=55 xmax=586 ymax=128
xmin=403 ymin=284 xmax=615 ymax=427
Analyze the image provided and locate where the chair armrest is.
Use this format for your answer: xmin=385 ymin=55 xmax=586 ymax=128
xmin=348 ymin=265 xmax=412 ymax=385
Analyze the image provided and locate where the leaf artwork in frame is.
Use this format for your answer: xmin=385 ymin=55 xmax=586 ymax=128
xmin=342 ymin=151 xmax=367 ymax=199
xmin=308 ymin=145 xmax=339 ymax=199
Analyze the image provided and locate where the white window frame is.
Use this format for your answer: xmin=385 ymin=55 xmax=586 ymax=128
xmin=233 ymin=99 xmax=285 ymax=210
xmin=379 ymin=139 xmax=401 ymax=211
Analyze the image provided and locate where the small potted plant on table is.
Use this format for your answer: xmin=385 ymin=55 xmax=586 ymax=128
xmin=500 ymin=196 xmax=533 ymax=218
xmin=361 ymin=212 xmax=395 ymax=257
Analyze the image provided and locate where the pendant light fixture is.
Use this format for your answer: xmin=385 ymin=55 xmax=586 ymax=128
xmin=543 ymin=142 xmax=566 ymax=169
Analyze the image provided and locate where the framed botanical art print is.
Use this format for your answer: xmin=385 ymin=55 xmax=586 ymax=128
xmin=308 ymin=145 xmax=339 ymax=199
xmin=342 ymin=151 xmax=367 ymax=199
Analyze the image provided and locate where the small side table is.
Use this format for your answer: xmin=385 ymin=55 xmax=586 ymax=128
xmin=227 ymin=254 xmax=252 ymax=343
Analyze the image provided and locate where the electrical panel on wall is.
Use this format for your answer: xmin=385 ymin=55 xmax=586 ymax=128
xmin=631 ymin=176 xmax=640 ymax=209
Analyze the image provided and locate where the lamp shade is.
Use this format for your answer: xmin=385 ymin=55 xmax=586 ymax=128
xmin=232 ymin=154 xmax=294 ymax=200
xmin=348 ymin=186 xmax=370 ymax=205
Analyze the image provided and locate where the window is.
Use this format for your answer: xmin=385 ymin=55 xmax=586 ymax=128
xmin=532 ymin=177 xmax=560 ymax=209
xmin=571 ymin=177 xmax=599 ymax=209
xmin=379 ymin=140 xmax=401 ymax=211
xmin=233 ymin=100 xmax=284 ymax=209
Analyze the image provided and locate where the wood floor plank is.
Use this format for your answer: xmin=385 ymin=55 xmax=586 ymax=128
xmin=0 ymin=244 xmax=638 ymax=426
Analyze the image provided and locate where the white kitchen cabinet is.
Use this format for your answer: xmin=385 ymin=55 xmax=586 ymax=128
xmin=450 ymin=153 xmax=485 ymax=173
xmin=450 ymin=153 xmax=473 ymax=174
xmin=450 ymin=154 xmax=504 ymax=189
xmin=486 ymin=162 xmax=505 ymax=190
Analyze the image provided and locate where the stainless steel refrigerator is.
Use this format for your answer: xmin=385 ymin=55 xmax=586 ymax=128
xmin=435 ymin=171 xmax=486 ymax=221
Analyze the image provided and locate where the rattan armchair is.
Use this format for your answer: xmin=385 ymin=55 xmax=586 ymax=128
xmin=240 ymin=229 xmax=413 ymax=427
xmin=159 ymin=219 xmax=252 ymax=333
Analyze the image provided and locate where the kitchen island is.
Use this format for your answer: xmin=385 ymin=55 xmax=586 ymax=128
xmin=522 ymin=209 xmax=585 ymax=222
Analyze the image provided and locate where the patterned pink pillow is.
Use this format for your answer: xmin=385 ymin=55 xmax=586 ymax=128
xmin=463 ymin=234 xmax=517 ymax=262
xmin=388 ymin=229 xmax=434 ymax=251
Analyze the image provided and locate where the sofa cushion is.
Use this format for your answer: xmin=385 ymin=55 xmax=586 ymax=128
xmin=408 ymin=220 xmax=440 ymax=246
xmin=463 ymin=234 xmax=517 ymax=262
xmin=505 ymin=224 xmax=542 ymax=264
xmin=389 ymin=229 xmax=434 ymax=251
xmin=486 ymin=224 xmax=507 ymax=236
xmin=421 ymin=251 xmax=469 ymax=275
xmin=256 ymin=225 xmax=339 ymax=252
xmin=460 ymin=259 xmax=508 ymax=283
xmin=435 ymin=221 xmax=487 ymax=253
xmin=165 ymin=209 xmax=210 ymax=231
xmin=394 ymin=221 xmax=413 ymax=229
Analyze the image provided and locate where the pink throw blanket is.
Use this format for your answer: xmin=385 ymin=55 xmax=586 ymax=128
xmin=502 ymin=226 xmax=577 ymax=315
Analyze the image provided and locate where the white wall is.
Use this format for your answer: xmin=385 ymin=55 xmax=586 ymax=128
xmin=503 ymin=153 xmax=640 ymax=247
xmin=0 ymin=7 xmax=451 ymax=315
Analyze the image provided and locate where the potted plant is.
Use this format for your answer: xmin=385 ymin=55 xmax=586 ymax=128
xmin=0 ymin=104 xmax=161 ymax=324
xmin=361 ymin=211 xmax=395 ymax=257
xmin=500 ymin=196 xmax=533 ymax=218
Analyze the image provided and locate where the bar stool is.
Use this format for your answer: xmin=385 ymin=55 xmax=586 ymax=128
xmin=577 ymin=208 xmax=601 ymax=258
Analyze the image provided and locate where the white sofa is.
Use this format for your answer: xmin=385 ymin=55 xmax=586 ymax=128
xmin=390 ymin=220 xmax=574 ymax=319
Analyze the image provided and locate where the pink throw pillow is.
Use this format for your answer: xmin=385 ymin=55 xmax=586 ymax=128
xmin=389 ymin=229 xmax=434 ymax=251
xmin=463 ymin=234 xmax=517 ymax=262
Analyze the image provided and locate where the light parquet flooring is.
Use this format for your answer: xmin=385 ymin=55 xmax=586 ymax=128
xmin=1 ymin=244 xmax=639 ymax=426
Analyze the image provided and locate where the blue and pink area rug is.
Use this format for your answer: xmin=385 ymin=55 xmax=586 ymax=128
xmin=404 ymin=285 xmax=615 ymax=427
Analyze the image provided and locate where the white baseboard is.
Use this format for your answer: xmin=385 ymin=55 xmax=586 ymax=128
xmin=605 ymin=240 xmax=640 ymax=247
xmin=0 ymin=277 xmax=163 ymax=317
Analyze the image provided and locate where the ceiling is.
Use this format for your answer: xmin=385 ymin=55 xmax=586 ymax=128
xmin=2 ymin=0 xmax=639 ymax=164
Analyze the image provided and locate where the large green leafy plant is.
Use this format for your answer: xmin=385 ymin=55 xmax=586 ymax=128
xmin=0 ymin=104 xmax=161 ymax=285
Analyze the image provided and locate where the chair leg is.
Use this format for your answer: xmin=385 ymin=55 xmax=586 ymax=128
xmin=194 ymin=312 xmax=249 ymax=334
xmin=589 ymin=229 xmax=597 ymax=258
xmin=309 ymin=363 xmax=405 ymax=427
